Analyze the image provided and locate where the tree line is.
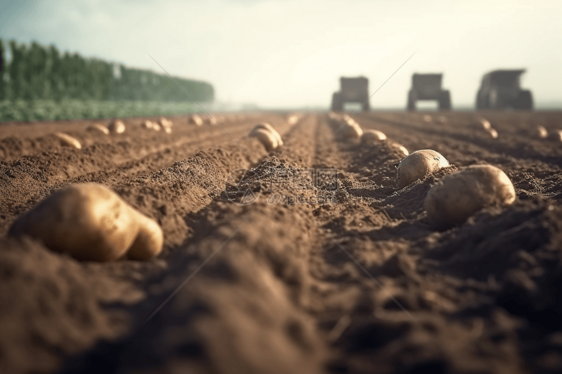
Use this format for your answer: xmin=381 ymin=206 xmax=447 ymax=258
xmin=0 ymin=38 xmax=214 ymax=102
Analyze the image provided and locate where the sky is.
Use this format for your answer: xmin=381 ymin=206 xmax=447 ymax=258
xmin=0 ymin=0 xmax=561 ymax=109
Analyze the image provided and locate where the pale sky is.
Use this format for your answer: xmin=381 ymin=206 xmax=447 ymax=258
xmin=0 ymin=0 xmax=561 ymax=109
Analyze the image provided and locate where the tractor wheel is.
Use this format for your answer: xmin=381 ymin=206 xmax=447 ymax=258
xmin=514 ymin=90 xmax=533 ymax=110
xmin=407 ymin=91 xmax=416 ymax=111
xmin=438 ymin=91 xmax=451 ymax=110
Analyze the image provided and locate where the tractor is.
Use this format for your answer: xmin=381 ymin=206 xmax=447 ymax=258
xmin=331 ymin=77 xmax=370 ymax=112
xmin=476 ymin=69 xmax=533 ymax=110
xmin=407 ymin=73 xmax=451 ymax=111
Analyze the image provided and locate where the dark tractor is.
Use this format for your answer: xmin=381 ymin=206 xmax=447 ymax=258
xmin=476 ymin=69 xmax=533 ymax=110
xmin=407 ymin=73 xmax=451 ymax=111
xmin=331 ymin=77 xmax=370 ymax=112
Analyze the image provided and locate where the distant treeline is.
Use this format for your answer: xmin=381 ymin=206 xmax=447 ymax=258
xmin=0 ymin=38 xmax=214 ymax=102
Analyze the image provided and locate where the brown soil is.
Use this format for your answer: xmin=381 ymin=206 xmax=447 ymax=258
xmin=1 ymin=111 xmax=562 ymax=374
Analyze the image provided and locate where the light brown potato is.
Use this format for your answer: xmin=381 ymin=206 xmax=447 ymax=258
xmin=288 ymin=115 xmax=299 ymax=125
xmin=152 ymin=123 xmax=162 ymax=131
xmin=126 ymin=211 xmax=164 ymax=260
xmin=537 ymin=125 xmax=548 ymax=139
xmin=189 ymin=114 xmax=204 ymax=126
xmin=253 ymin=123 xmax=283 ymax=146
xmin=396 ymin=149 xmax=449 ymax=189
xmin=249 ymin=128 xmax=278 ymax=152
xmin=479 ymin=118 xmax=492 ymax=130
xmin=437 ymin=115 xmax=447 ymax=124
xmin=164 ymin=127 xmax=172 ymax=134
xmin=87 ymin=123 xmax=110 ymax=135
xmin=361 ymin=130 xmax=387 ymax=144
xmin=159 ymin=117 xmax=173 ymax=129
xmin=108 ymin=120 xmax=126 ymax=134
xmin=391 ymin=143 xmax=409 ymax=157
xmin=487 ymin=128 xmax=499 ymax=139
xmin=9 ymin=184 xmax=163 ymax=262
xmin=340 ymin=123 xmax=363 ymax=139
xmin=141 ymin=120 xmax=154 ymax=129
xmin=423 ymin=115 xmax=433 ymax=123
xmin=54 ymin=133 xmax=82 ymax=149
xmin=425 ymin=165 xmax=516 ymax=229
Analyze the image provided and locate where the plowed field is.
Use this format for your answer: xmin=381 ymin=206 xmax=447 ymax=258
xmin=1 ymin=111 xmax=562 ymax=374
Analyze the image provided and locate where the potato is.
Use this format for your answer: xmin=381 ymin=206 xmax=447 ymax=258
xmin=189 ymin=114 xmax=204 ymax=126
xmin=249 ymin=128 xmax=278 ymax=152
xmin=159 ymin=117 xmax=173 ymax=129
xmin=537 ymin=125 xmax=548 ymax=139
xmin=425 ymin=164 xmax=516 ymax=229
xmin=340 ymin=123 xmax=363 ymax=139
xmin=152 ymin=123 xmax=162 ymax=131
xmin=437 ymin=115 xmax=447 ymax=124
xmin=423 ymin=115 xmax=433 ymax=123
xmin=396 ymin=149 xmax=449 ymax=189
xmin=9 ymin=184 xmax=163 ymax=262
xmin=361 ymin=129 xmax=387 ymax=144
xmin=108 ymin=120 xmax=126 ymax=134
xmin=479 ymin=118 xmax=492 ymax=131
xmin=391 ymin=143 xmax=409 ymax=157
xmin=164 ymin=127 xmax=172 ymax=134
xmin=87 ymin=123 xmax=110 ymax=135
xmin=252 ymin=123 xmax=283 ymax=146
xmin=54 ymin=133 xmax=81 ymax=149
xmin=141 ymin=120 xmax=154 ymax=129
xmin=288 ymin=115 xmax=299 ymax=125
xmin=487 ymin=128 xmax=498 ymax=139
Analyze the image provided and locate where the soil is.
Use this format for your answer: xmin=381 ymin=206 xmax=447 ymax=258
xmin=1 ymin=111 xmax=562 ymax=374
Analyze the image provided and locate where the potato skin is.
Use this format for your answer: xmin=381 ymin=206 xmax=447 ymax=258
xmin=425 ymin=165 xmax=516 ymax=229
xmin=341 ymin=123 xmax=363 ymax=139
xmin=253 ymin=123 xmax=283 ymax=146
xmin=87 ymin=124 xmax=110 ymax=135
xmin=126 ymin=211 xmax=164 ymax=260
xmin=9 ymin=184 xmax=139 ymax=262
xmin=54 ymin=133 xmax=82 ymax=149
xmin=108 ymin=120 xmax=126 ymax=134
xmin=361 ymin=130 xmax=387 ymax=144
xmin=396 ymin=149 xmax=449 ymax=189
xmin=249 ymin=128 xmax=278 ymax=151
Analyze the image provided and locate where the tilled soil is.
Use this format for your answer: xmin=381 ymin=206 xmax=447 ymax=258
xmin=0 ymin=111 xmax=561 ymax=374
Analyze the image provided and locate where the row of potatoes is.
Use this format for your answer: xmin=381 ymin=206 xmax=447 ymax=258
xmin=53 ymin=117 xmax=175 ymax=150
xmin=423 ymin=113 xmax=562 ymax=141
xmin=8 ymin=115 xmax=295 ymax=263
xmin=331 ymin=112 xmax=516 ymax=230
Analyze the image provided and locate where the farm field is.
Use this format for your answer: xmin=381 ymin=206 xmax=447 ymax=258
xmin=1 ymin=110 xmax=562 ymax=374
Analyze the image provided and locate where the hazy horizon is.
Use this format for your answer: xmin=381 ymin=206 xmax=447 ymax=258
xmin=1 ymin=0 xmax=560 ymax=109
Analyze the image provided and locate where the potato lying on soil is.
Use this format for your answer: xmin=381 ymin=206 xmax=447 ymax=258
xmin=54 ymin=133 xmax=82 ymax=149
xmin=87 ymin=123 xmax=110 ymax=135
xmin=391 ymin=143 xmax=409 ymax=157
xmin=253 ymin=123 xmax=283 ymax=146
xmin=361 ymin=129 xmax=387 ymax=144
xmin=189 ymin=114 xmax=204 ymax=126
xmin=537 ymin=125 xmax=548 ymax=139
xmin=425 ymin=164 xmax=516 ymax=229
xmin=396 ymin=149 xmax=449 ymax=189
xmin=479 ymin=118 xmax=492 ymax=130
xmin=141 ymin=120 xmax=154 ymax=129
xmin=487 ymin=128 xmax=499 ymax=139
xmin=437 ymin=115 xmax=447 ymax=124
xmin=159 ymin=117 xmax=173 ymax=129
xmin=423 ymin=115 xmax=433 ymax=123
xmin=152 ymin=123 xmax=162 ymax=131
xmin=249 ymin=128 xmax=278 ymax=152
xmin=341 ymin=123 xmax=363 ymax=139
xmin=9 ymin=184 xmax=163 ymax=262
xmin=108 ymin=120 xmax=126 ymax=134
